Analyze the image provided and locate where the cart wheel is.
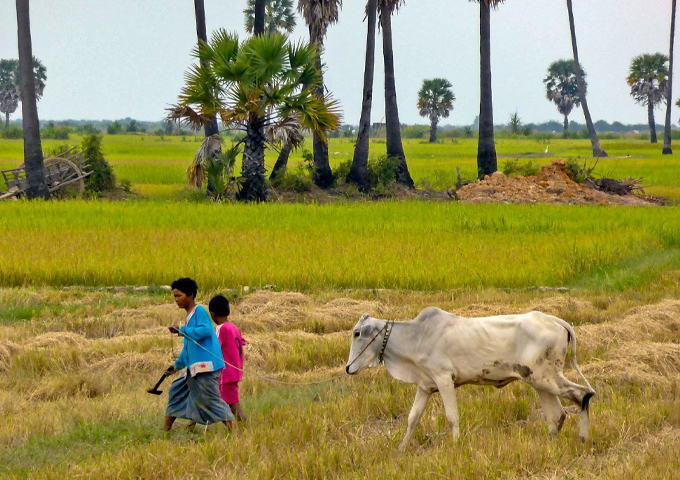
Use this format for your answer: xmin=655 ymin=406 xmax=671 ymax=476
xmin=44 ymin=157 xmax=85 ymax=199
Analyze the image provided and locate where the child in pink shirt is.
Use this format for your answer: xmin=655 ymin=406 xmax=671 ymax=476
xmin=209 ymin=295 xmax=247 ymax=421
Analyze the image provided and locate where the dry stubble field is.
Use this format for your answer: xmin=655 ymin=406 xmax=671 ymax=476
xmin=1 ymin=281 xmax=679 ymax=479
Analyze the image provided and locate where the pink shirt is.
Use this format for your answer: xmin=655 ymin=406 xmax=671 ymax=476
xmin=216 ymin=322 xmax=246 ymax=384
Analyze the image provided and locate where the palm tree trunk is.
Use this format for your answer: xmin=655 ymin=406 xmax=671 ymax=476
xmin=269 ymin=143 xmax=291 ymax=180
xmin=310 ymin=28 xmax=333 ymax=189
xmin=566 ymin=0 xmax=607 ymax=157
xmin=254 ymin=0 xmax=266 ymax=35
xmin=348 ymin=0 xmax=377 ymax=192
xmin=381 ymin=6 xmax=413 ymax=188
xmin=239 ymin=119 xmax=267 ymax=201
xmin=648 ymin=102 xmax=658 ymax=143
xmin=429 ymin=114 xmax=438 ymax=143
xmin=564 ymin=113 xmax=569 ymax=135
xmin=194 ymin=0 xmax=220 ymax=194
xmin=477 ymin=1 xmax=497 ymax=179
xmin=16 ymin=0 xmax=48 ymax=200
xmin=663 ymin=0 xmax=676 ymax=154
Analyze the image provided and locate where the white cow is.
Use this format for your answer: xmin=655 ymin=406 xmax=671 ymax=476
xmin=346 ymin=308 xmax=595 ymax=451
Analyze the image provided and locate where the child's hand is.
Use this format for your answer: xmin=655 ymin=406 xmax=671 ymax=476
xmin=168 ymin=325 xmax=180 ymax=335
xmin=165 ymin=365 xmax=178 ymax=375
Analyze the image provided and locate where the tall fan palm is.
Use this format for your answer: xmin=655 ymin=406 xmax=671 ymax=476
xmin=168 ymin=31 xmax=340 ymax=202
xmin=566 ymin=0 xmax=606 ymax=157
xmin=544 ymin=60 xmax=586 ymax=135
xmin=16 ymin=0 xmax=48 ymax=199
xmin=417 ymin=78 xmax=455 ymax=143
xmin=471 ymin=0 xmax=504 ymax=179
xmin=245 ymin=0 xmax=297 ymax=35
xmin=0 ymin=57 xmax=46 ymax=128
xmin=193 ymin=0 xmax=221 ymax=193
xmin=347 ymin=0 xmax=377 ymax=191
xmin=298 ymin=0 xmax=342 ymax=189
xmin=378 ymin=0 xmax=413 ymax=187
xmin=663 ymin=0 xmax=676 ymax=154
xmin=627 ymin=53 xmax=669 ymax=144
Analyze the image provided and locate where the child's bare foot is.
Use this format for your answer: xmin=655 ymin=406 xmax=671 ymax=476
xmin=185 ymin=421 xmax=196 ymax=430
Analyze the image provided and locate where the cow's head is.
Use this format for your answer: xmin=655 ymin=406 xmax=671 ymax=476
xmin=346 ymin=313 xmax=383 ymax=375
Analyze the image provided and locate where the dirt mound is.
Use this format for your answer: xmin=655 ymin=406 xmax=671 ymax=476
xmin=454 ymin=160 xmax=659 ymax=206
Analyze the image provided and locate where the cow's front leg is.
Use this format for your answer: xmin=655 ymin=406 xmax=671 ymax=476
xmin=435 ymin=375 xmax=460 ymax=440
xmin=398 ymin=386 xmax=432 ymax=452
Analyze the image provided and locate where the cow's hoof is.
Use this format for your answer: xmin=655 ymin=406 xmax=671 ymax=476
xmin=578 ymin=435 xmax=589 ymax=443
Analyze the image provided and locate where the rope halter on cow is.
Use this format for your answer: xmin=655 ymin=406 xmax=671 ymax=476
xmin=378 ymin=320 xmax=394 ymax=366
xmin=346 ymin=320 xmax=394 ymax=370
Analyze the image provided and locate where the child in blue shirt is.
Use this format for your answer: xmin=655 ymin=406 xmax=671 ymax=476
xmin=163 ymin=277 xmax=234 ymax=431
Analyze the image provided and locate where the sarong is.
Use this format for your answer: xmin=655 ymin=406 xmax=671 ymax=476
xmin=165 ymin=371 xmax=234 ymax=424
xmin=220 ymin=382 xmax=240 ymax=404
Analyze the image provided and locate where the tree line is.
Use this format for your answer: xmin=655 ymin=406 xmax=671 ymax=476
xmin=9 ymin=0 xmax=680 ymax=200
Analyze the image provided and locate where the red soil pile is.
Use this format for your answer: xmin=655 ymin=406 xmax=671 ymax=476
xmin=454 ymin=160 xmax=658 ymax=206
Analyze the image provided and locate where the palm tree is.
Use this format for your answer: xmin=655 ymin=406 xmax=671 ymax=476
xmin=627 ymin=53 xmax=669 ymax=144
xmin=193 ymin=0 xmax=221 ymax=193
xmin=0 ymin=57 xmax=46 ymax=129
xmin=298 ymin=0 xmax=342 ymax=189
xmin=663 ymin=0 xmax=677 ymax=154
xmin=16 ymin=0 xmax=48 ymax=199
xmin=169 ymin=31 xmax=340 ymax=202
xmin=417 ymin=78 xmax=455 ymax=143
xmin=544 ymin=59 xmax=585 ymax=135
xmin=566 ymin=0 xmax=606 ymax=157
xmin=472 ymin=0 xmax=505 ymax=179
xmin=245 ymin=0 xmax=296 ymax=35
xmin=378 ymin=0 xmax=413 ymax=187
xmin=347 ymin=0 xmax=377 ymax=191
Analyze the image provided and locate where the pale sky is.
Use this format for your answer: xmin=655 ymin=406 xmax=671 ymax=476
xmin=0 ymin=0 xmax=675 ymax=126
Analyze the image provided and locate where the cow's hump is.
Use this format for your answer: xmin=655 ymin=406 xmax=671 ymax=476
xmin=413 ymin=307 xmax=457 ymax=323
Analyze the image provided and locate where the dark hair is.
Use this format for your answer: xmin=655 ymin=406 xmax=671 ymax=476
xmin=209 ymin=295 xmax=230 ymax=317
xmin=171 ymin=277 xmax=198 ymax=298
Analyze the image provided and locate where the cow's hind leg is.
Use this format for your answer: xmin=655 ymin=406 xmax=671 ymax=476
xmin=435 ymin=375 xmax=460 ymax=441
xmin=538 ymin=374 xmax=595 ymax=441
xmin=535 ymin=388 xmax=565 ymax=436
xmin=398 ymin=386 xmax=432 ymax=452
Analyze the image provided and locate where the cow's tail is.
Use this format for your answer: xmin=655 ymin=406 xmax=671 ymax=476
xmin=553 ymin=317 xmax=594 ymax=393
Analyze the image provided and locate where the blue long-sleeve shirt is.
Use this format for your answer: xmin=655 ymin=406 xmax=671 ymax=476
xmin=174 ymin=305 xmax=225 ymax=376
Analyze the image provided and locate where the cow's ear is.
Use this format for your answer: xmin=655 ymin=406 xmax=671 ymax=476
xmin=360 ymin=325 xmax=373 ymax=339
xmin=359 ymin=313 xmax=370 ymax=322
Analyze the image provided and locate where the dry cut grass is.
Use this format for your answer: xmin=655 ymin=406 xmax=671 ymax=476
xmin=0 ymin=284 xmax=679 ymax=479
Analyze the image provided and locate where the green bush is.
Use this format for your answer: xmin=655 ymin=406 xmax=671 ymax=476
xmin=270 ymin=166 xmax=313 ymax=193
xmin=41 ymin=122 xmax=72 ymax=140
xmin=367 ymin=155 xmax=399 ymax=191
xmin=81 ymin=134 xmax=116 ymax=193
xmin=333 ymin=159 xmax=352 ymax=185
xmin=401 ymin=125 xmax=428 ymax=139
xmin=501 ymin=159 xmax=540 ymax=177
xmin=76 ymin=123 xmax=101 ymax=135
xmin=0 ymin=125 xmax=22 ymax=139
xmin=107 ymin=121 xmax=122 ymax=135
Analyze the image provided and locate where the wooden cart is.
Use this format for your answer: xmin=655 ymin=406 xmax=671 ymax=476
xmin=0 ymin=148 xmax=92 ymax=200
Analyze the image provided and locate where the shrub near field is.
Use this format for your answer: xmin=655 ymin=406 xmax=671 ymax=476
xmin=0 ymin=201 xmax=679 ymax=290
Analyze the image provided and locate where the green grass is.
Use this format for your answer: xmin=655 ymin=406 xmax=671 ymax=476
xmin=2 ymin=135 xmax=680 ymax=198
xmin=0 ymin=200 xmax=678 ymax=291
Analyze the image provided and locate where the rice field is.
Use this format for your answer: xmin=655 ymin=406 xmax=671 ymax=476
xmin=2 ymin=136 xmax=680 ymax=199
xmin=1 ymin=134 xmax=679 ymax=478
xmin=1 ymin=200 xmax=679 ymax=291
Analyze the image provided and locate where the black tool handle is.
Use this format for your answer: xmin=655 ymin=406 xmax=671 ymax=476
xmin=152 ymin=373 xmax=168 ymax=390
